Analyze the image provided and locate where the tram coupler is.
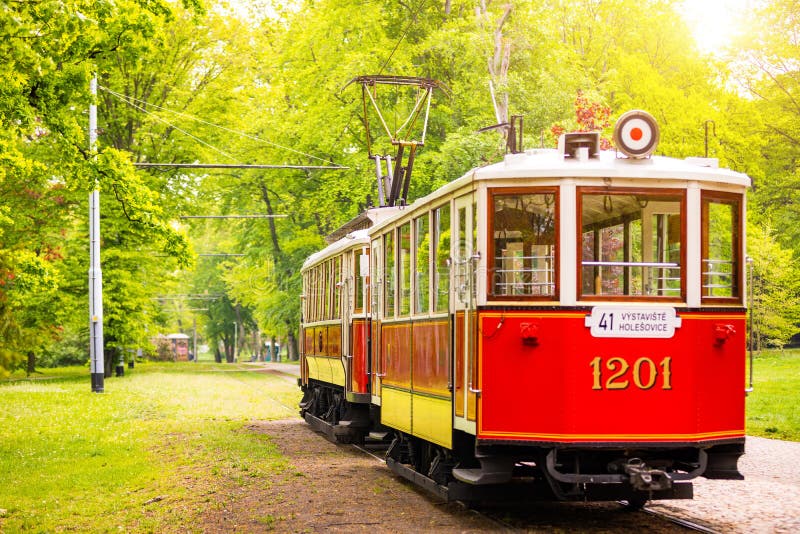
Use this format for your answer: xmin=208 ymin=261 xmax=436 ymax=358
xmin=624 ymin=458 xmax=671 ymax=491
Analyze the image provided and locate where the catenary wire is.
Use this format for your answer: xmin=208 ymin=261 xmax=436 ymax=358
xmin=100 ymin=85 xmax=336 ymax=166
xmin=377 ymin=0 xmax=429 ymax=75
xmin=102 ymin=87 xmax=241 ymax=163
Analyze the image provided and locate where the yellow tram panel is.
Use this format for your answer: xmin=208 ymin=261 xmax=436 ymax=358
xmin=381 ymin=386 xmax=412 ymax=434
xmin=411 ymin=394 xmax=452 ymax=448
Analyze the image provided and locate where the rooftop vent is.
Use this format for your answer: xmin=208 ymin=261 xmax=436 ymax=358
xmin=558 ymin=132 xmax=600 ymax=161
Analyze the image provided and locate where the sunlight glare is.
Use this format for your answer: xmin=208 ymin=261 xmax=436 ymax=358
xmin=681 ymin=0 xmax=750 ymax=55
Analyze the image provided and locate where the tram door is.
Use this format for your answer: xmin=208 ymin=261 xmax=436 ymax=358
xmin=453 ymin=194 xmax=478 ymax=432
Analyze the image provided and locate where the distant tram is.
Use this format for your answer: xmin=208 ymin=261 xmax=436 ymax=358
xmin=299 ymin=110 xmax=750 ymax=506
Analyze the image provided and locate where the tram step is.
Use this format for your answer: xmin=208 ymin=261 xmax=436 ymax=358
xmin=452 ymin=458 xmax=515 ymax=485
xmin=368 ymin=431 xmax=390 ymax=441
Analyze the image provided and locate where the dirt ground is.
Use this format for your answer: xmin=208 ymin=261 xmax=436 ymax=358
xmin=193 ymin=365 xmax=799 ymax=533
xmin=199 ymin=419 xmax=687 ymax=533
xmin=200 ymin=419 xmax=500 ymax=532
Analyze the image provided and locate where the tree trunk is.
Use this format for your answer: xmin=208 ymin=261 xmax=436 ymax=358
xmin=479 ymin=2 xmax=513 ymax=126
xmin=26 ymin=351 xmax=36 ymax=377
xmin=287 ymin=328 xmax=299 ymax=361
xmin=259 ymin=183 xmax=283 ymax=256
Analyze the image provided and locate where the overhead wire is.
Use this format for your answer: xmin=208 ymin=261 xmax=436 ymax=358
xmin=377 ymin=0 xmax=429 ymax=76
xmin=99 ymin=85 xmax=337 ymax=166
xmin=101 ymin=86 xmax=241 ymax=163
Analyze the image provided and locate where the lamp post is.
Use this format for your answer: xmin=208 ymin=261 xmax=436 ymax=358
xmin=89 ymin=74 xmax=105 ymax=393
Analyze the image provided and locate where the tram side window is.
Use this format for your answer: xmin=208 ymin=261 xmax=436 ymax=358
xmin=384 ymin=230 xmax=396 ymax=318
xmin=433 ymin=204 xmax=451 ymax=312
xmin=702 ymin=193 xmax=740 ymax=300
xmin=399 ymin=223 xmax=412 ymax=316
xmin=321 ymin=261 xmax=329 ymax=320
xmin=371 ymin=241 xmax=379 ymax=315
xmin=414 ymin=214 xmax=431 ymax=314
xmin=317 ymin=265 xmax=323 ymax=321
xmin=302 ymin=273 xmax=308 ymax=321
xmin=490 ymin=190 xmax=557 ymax=298
xmin=306 ymin=272 xmax=313 ymax=322
xmin=333 ymin=255 xmax=342 ymax=319
xmin=580 ymin=190 xmax=683 ymax=299
xmin=307 ymin=267 xmax=314 ymax=322
xmin=316 ymin=265 xmax=323 ymax=321
xmin=354 ymin=248 xmax=368 ymax=313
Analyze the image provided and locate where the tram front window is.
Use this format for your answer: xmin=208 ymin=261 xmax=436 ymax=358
xmin=489 ymin=189 xmax=556 ymax=298
xmin=702 ymin=193 xmax=741 ymax=301
xmin=580 ymin=190 xmax=684 ymax=299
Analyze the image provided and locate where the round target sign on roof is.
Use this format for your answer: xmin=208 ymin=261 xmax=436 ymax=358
xmin=613 ymin=110 xmax=660 ymax=158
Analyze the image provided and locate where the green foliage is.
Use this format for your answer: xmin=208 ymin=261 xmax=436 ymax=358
xmin=5 ymin=0 xmax=800 ymax=371
xmin=0 ymin=362 xmax=300 ymax=530
xmin=0 ymin=0 xmax=201 ymax=373
xmin=747 ymin=222 xmax=800 ymax=348
xmin=747 ymin=349 xmax=800 ymax=441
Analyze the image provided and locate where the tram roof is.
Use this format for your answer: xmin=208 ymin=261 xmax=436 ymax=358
xmin=472 ymin=149 xmax=752 ymax=186
xmin=302 ymin=229 xmax=370 ymax=271
xmin=303 ymin=149 xmax=752 ymax=269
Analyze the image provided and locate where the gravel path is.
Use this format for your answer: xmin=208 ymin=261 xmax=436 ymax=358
xmin=648 ymin=436 xmax=800 ymax=532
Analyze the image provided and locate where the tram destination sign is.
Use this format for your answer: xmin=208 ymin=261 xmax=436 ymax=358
xmin=585 ymin=306 xmax=682 ymax=339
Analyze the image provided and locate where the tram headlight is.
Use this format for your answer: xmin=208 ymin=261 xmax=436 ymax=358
xmin=613 ymin=110 xmax=660 ymax=159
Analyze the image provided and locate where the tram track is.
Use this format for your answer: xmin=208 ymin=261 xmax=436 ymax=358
xmin=255 ymin=364 xmax=724 ymax=533
xmin=352 ymin=443 xmax=521 ymax=530
xmin=639 ymin=504 xmax=720 ymax=533
xmin=355 ymin=440 xmax=722 ymax=532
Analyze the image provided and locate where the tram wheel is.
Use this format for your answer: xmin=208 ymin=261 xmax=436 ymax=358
xmin=623 ymin=496 xmax=648 ymax=510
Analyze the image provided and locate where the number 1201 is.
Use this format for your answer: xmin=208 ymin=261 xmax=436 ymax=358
xmin=589 ymin=356 xmax=672 ymax=391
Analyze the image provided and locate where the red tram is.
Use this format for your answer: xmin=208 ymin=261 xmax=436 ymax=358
xmin=299 ymin=111 xmax=750 ymax=506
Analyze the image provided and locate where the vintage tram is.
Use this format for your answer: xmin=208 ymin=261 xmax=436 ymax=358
xmin=299 ymin=111 xmax=750 ymax=505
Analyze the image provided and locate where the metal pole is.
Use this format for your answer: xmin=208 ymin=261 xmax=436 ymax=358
xmin=373 ymin=155 xmax=386 ymax=206
xmin=89 ymin=74 xmax=105 ymax=392
xmin=233 ymin=321 xmax=238 ymax=363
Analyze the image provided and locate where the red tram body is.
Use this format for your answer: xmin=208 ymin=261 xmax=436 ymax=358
xmin=299 ymin=114 xmax=750 ymax=505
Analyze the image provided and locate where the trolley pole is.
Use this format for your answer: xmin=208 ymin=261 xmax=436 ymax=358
xmin=89 ymin=74 xmax=105 ymax=392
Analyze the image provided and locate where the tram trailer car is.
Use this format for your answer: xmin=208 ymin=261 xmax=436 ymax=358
xmin=299 ymin=111 xmax=750 ymax=506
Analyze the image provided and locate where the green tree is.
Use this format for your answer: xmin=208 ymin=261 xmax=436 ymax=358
xmin=748 ymin=222 xmax=800 ymax=349
xmin=0 ymin=0 xmax=198 ymax=375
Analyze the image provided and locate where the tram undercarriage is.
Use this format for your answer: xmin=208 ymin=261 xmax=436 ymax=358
xmin=298 ymin=383 xmax=731 ymax=506
xmin=385 ymin=432 xmax=701 ymax=505
xmin=299 ymin=380 xmax=373 ymax=444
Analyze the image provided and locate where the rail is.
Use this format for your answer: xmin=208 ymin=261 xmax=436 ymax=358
xmin=582 ymin=261 xmax=680 ymax=268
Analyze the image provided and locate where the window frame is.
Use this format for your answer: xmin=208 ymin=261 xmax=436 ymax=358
xmin=487 ymin=187 xmax=560 ymax=301
xmin=432 ymin=202 xmax=451 ymax=314
xmin=354 ymin=247 xmax=369 ymax=314
xmin=333 ymin=255 xmax=342 ymax=319
xmin=315 ymin=266 xmax=321 ymax=322
xmin=576 ymin=186 xmax=687 ymax=302
xmin=701 ymin=190 xmax=743 ymax=305
xmin=383 ymin=229 xmax=396 ymax=319
xmin=398 ymin=222 xmax=412 ymax=317
xmin=413 ymin=212 xmax=432 ymax=316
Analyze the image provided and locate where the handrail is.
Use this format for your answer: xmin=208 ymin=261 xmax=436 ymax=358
xmin=582 ymin=261 xmax=679 ymax=268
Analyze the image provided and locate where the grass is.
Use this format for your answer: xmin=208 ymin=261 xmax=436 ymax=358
xmin=1 ymin=351 xmax=796 ymax=531
xmin=0 ymin=361 xmax=301 ymax=532
xmin=747 ymin=349 xmax=800 ymax=441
